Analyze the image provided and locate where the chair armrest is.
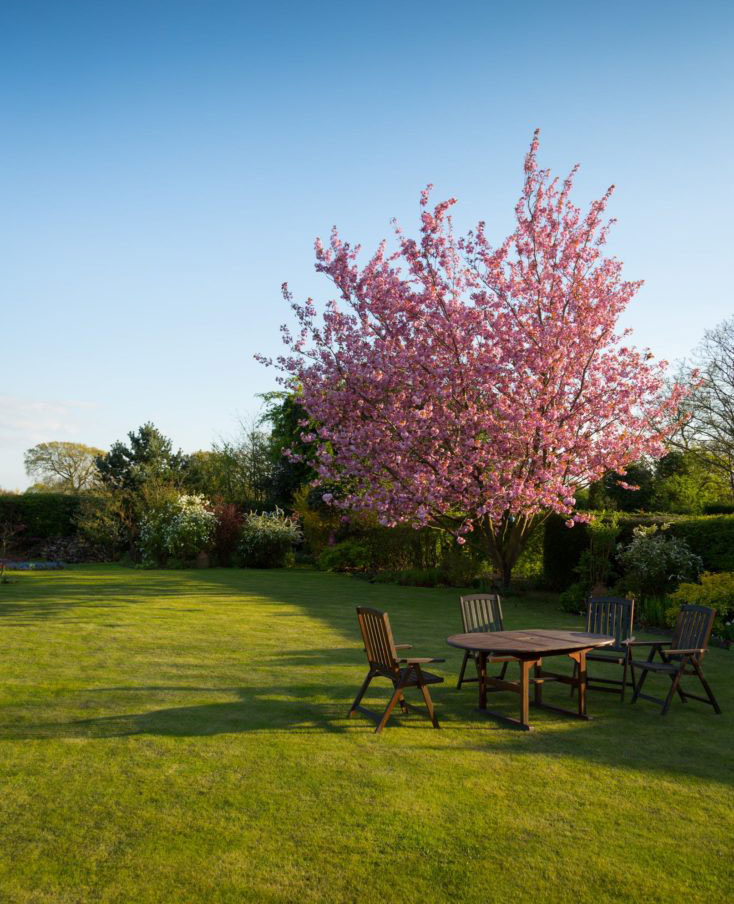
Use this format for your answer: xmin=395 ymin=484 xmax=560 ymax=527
xmin=665 ymin=648 xmax=705 ymax=656
xmin=394 ymin=644 xmax=413 ymax=650
xmin=400 ymin=657 xmax=445 ymax=664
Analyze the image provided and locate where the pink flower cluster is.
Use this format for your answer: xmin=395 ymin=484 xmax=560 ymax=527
xmin=261 ymin=132 xmax=685 ymax=539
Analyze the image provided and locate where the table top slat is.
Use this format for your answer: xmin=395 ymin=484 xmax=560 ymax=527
xmin=446 ymin=628 xmax=614 ymax=657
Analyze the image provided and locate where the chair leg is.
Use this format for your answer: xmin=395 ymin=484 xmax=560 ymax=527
xmin=349 ymin=669 xmax=374 ymax=717
xmin=692 ymin=659 xmax=722 ymax=714
xmin=569 ymin=660 xmax=578 ymax=697
xmin=498 ymin=661 xmax=508 ymax=680
xmin=661 ymin=668 xmax=683 ymax=716
xmin=416 ymin=675 xmax=440 ymax=729
xmin=631 ymin=667 xmax=649 ymax=704
xmin=457 ymin=651 xmax=470 ymax=690
xmin=398 ymin=692 xmax=409 ymax=714
xmin=621 ymin=656 xmax=628 ymax=703
xmin=376 ymin=684 xmax=405 ymax=733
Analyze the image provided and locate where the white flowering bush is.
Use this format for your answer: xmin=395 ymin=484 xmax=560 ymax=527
xmin=616 ymin=523 xmax=702 ymax=601
xmin=237 ymin=508 xmax=302 ymax=568
xmin=139 ymin=494 xmax=216 ymax=566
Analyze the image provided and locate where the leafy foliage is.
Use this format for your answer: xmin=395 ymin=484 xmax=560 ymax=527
xmin=96 ymin=423 xmax=187 ymax=493
xmin=0 ymin=492 xmax=83 ymax=539
xmin=616 ymin=524 xmax=702 ymax=601
xmin=24 ymin=442 xmax=104 ymax=493
xmin=210 ymin=502 xmax=244 ymax=566
xmin=668 ymin=572 xmax=734 ymax=639
xmin=75 ymin=493 xmax=127 ymax=560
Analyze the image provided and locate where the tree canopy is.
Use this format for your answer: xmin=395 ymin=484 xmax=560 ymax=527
xmin=24 ymin=441 xmax=104 ymax=493
xmin=264 ymin=132 xmax=684 ymax=584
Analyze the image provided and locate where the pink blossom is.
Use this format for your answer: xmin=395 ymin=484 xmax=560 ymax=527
xmin=262 ymin=132 xmax=686 ymax=581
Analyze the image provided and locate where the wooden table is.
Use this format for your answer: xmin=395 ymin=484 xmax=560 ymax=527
xmin=447 ymin=629 xmax=615 ymax=730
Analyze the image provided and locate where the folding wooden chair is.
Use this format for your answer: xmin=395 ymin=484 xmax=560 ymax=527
xmin=456 ymin=594 xmax=516 ymax=690
xmin=570 ymin=596 xmax=636 ymax=701
xmin=349 ymin=607 xmax=444 ymax=733
xmin=630 ymin=604 xmax=721 ymax=716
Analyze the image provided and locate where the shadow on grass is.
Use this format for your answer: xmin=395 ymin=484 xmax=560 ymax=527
xmin=2 ymin=675 xmax=731 ymax=790
xmin=1 ymin=567 xmax=731 ymax=787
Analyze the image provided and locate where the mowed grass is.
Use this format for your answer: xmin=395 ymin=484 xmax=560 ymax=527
xmin=0 ymin=566 xmax=732 ymax=904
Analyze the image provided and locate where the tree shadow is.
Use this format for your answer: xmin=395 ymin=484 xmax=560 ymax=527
xmin=0 ymin=681 xmax=450 ymax=740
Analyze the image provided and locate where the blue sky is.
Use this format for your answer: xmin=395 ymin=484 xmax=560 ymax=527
xmin=2 ymin=0 xmax=732 ymax=489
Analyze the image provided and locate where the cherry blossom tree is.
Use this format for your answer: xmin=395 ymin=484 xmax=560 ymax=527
xmin=261 ymin=132 xmax=685 ymax=586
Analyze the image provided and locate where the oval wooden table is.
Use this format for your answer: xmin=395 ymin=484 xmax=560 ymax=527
xmin=447 ymin=629 xmax=615 ymax=731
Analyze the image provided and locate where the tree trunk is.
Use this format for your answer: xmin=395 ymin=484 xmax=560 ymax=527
xmin=483 ymin=513 xmax=541 ymax=590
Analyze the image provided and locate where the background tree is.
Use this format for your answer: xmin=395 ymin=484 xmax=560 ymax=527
xmin=674 ymin=317 xmax=734 ymax=498
xmin=96 ymin=423 xmax=187 ymax=493
xmin=264 ymin=132 xmax=684 ymax=586
xmin=24 ymin=442 xmax=104 ymax=493
xmin=95 ymin=423 xmax=187 ymax=554
xmin=184 ymin=421 xmax=273 ymax=508
xmin=259 ymin=391 xmax=317 ymax=509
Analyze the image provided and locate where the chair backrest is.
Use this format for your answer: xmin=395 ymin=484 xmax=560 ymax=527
xmin=671 ymin=604 xmax=715 ymax=659
xmin=356 ymin=607 xmax=399 ymax=674
xmin=586 ymin=596 xmax=635 ymax=652
xmin=459 ymin=594 xmax=504 ymax=634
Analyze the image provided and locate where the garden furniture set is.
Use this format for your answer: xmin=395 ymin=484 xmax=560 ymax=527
xmin=349 ymin=595 xmax=721 ymax=733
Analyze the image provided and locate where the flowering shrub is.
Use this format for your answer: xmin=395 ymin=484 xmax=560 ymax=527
xmin=668 ymin=572 xmax=734 ymax=640
xmin=165 ymin=495 xmax=217 ymax=561
xmin=237 ymin=508 xmax=302 ymax=568
xmin=616 ymin=524 xmax=702 ymax=602
xmin=139 ymin=494 xmax=216 ymax=566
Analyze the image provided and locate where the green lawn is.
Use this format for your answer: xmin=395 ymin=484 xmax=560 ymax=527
xmin=0 ymin=565 xmax=732 ymax=903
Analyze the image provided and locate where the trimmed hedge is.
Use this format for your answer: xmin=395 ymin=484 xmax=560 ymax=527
xmin=543 ymin=515 xmax=590 ymax=590
xmin=0 ymin=493 xmax=85 ymax=539
xmin=703 ymin=503 xmax=734 ymax=515
xmin=543 ymin=511 xmax=734 ymax=589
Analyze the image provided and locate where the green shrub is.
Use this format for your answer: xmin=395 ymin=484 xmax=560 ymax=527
xmin=668 ymin=572 xmax=734 ymax=639
xmin=616 ymin=524 xmax=702 ymax=602
xmin=75 ymin=494 xmax=127 ymax=560
xmin=702 ymin=503 xmax=734 ymax=515
xmin=318 ymin=540 xmax=371 ymax=572
xmin=237 ymin=508 xmax=302 ymax=568
xmin=543 ymin=511 xmax=734 ymax=590
xmin=559 ymin=581 xmax=588 ymax=614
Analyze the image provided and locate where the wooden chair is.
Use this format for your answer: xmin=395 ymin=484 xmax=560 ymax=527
xmin=456 ymin=594 xmax=516 ymax=690
xmin=630 ymin=604 xmax=722 ymax=716
xmin=570 ymin=596 xmax=636 ymax=701
xmin=349 ymin=607 xmax=444 ymax=733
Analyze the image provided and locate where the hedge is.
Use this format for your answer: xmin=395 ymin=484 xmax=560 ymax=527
xmin=543 ymin=511 xmax=734 ymax=589
xmin=542 ymin=515 xmax=590 ymax=590
xmin=0 ymin=493 xmax=85 ymax=539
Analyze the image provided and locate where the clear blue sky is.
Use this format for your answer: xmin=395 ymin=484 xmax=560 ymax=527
xmin=2 ymin=0 xmax=732 ymax=489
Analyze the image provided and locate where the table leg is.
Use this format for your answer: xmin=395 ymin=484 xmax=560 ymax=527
xmin=576 ymin=650 xmax=587 ymax=717
xmin=519 ymin=660 xmax=531 ymax=728
xmin=534 ymin=659 xmax=543 ymax=706
xmin=479 ymin=651 xmax=487 ymax=710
